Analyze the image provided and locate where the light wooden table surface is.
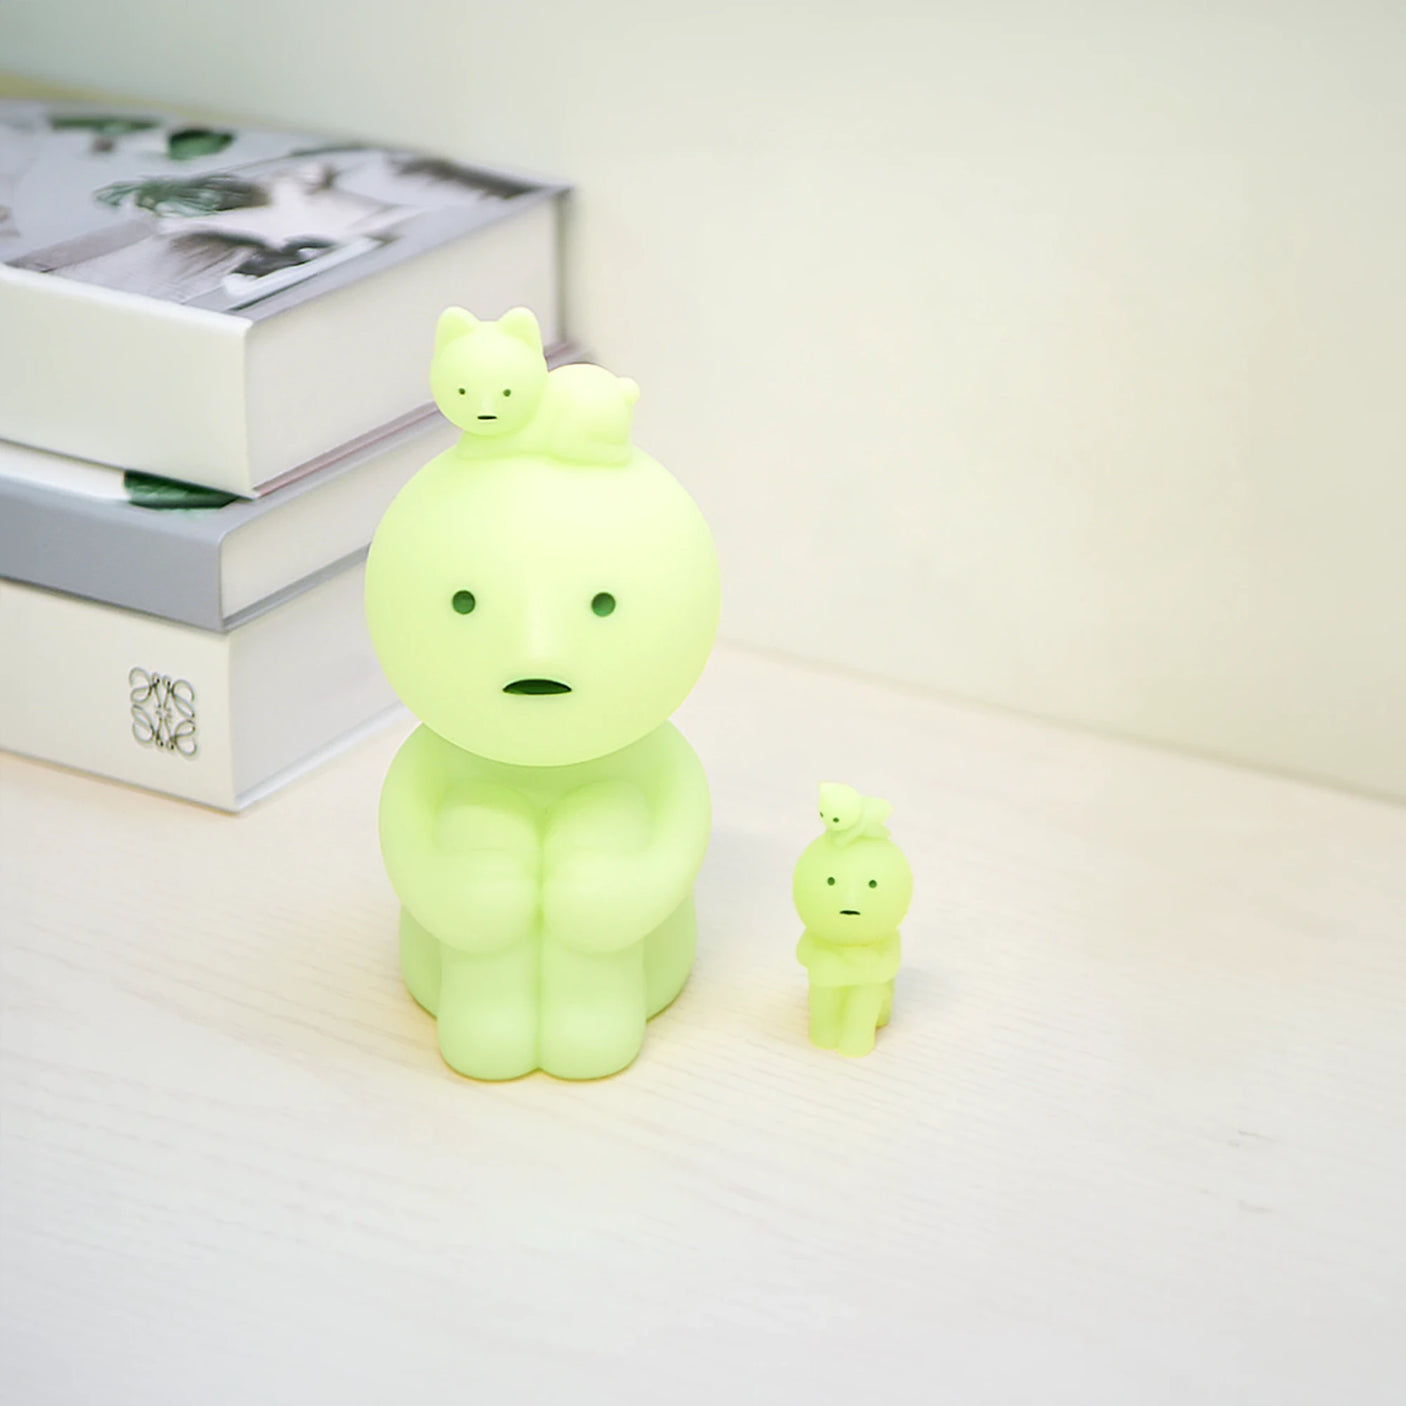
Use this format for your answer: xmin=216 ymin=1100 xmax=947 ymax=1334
xmin=2 ymin=645 xmax=1404 ymax=1404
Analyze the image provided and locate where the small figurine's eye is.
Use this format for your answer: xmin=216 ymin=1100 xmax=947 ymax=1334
xmin=502 ymin=388 xmax=512 ymax=397
xmin=591 ymin=592 xmax=616 ymax=617
xmin=457 ymin=387 xmax=466 ymax=395
xmin=451 ymin=590 xmax=476 ymax=614
xmin=832 ymin=815 xmax=839 ymax=823
xmin=868 ymin=879 xmax=878 ymax=888
xmin=826 ymin=876 xmax=835 ymax=886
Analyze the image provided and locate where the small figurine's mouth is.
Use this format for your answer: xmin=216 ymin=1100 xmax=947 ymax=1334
xmin=476 ymin=413 xmax=497 ymax=421
xmin=840 ymin=909 xmax=861 ymax=916
xmin=504 ymin=678 xmax=572 ymax=696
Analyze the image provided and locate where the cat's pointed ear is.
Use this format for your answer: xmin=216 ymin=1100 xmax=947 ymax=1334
xmin=435 ymin=306 xmax=478 ymax=353
xmin=617 ymin=376 xmax=640 ymax=406
xmin=497 ymin=307 xmax=543 ymax=353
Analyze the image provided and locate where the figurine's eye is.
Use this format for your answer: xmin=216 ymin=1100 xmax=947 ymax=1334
xmin=832 ymin=816 xmax=839 ymax=822
xmin=826 ymin=876 xmax=835 ymax=886
xmin=457 ymin=387 xmax=466 ymax=395
xmin=502 ymin=388 xmax=512 ymax=397
xmin=868 ymin=879 xmax=878 ymax=888
xmin=591 ymin=592 xmax=616 ymax=617
xmin=451 ymin=590 xmax=476 ymax=614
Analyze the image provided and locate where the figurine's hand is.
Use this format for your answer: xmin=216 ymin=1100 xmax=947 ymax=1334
xmin=385 ymin=779 xmax=541 ymax=954
xmin=543 ymin=780 xmax=651 ymax=867
xmin=417 ymin=849 xmax=539 ymax=954
xmin=541 ymin=781 xmax=667 ymax=950
xmin=541 ymin=851 xmax=663 ymax=953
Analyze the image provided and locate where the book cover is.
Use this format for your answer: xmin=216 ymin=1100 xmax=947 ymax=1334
xmin=0 ymin=99 xmax=559 ymax=319
xmin=0 ymin=100 xmax=568 ymax=494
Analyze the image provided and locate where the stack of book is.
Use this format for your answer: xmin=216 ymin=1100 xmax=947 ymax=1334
xmin=0 ymin=98 xmax=572 ymax=808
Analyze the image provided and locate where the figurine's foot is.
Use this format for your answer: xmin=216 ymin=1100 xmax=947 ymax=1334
xmin=436 ymin=942 xmax=539 ymax=1080
xmin=539 ymin=939 xmax=647 ymax=1079
xmin=400 ymin=909 xmax=442 ymax=1015
xmin=836 ymin=1027 xmax=878 ymax=1058
xmin=808 ymin=986 xmax=844 ymax=1050
xmin=643 ymin=895 xmax=696 ymax=1017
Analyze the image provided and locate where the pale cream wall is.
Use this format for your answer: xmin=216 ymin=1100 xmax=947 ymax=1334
xmin=4 ymin=1 xmax=1403 ymax=797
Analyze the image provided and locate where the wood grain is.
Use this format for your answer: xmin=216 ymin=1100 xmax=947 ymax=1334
xmin=3 ymin=644 xmax=1404 ymax=1404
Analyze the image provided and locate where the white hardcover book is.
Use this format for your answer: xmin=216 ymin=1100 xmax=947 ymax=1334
xmin=0 ymin=341 xmax=581 ymax=630
xmin=0 ymin=99 xmax=567 ymax=496
xmin=0 ymin=563 xmax=399 ymax=810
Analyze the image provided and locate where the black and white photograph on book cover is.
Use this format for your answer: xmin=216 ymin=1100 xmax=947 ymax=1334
xmin=0 ymin=99 xmax=550 ymax=316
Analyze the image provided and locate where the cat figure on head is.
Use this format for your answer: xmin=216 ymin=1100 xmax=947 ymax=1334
xmin=431 ymin=306 xmax=640 ymax=467
xmin=818 ymin=782 xmax=892 ymax=847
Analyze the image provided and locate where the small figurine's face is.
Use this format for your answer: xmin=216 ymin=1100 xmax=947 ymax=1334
xmin=430 ymin=327 xmax=547 ymax=437
xmin=819 ymin=782 xmax=861 ymax=835
xmin=793 ymin=835 xmax=912 ymax=944
xmin=365 ymin=452 xmax=720 ymax=766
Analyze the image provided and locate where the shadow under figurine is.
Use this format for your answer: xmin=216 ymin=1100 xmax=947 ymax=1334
xmin=365 ymin=306 xmax=720 ymax=1080
xmin=794 ymin=785 xmax=913 ymax=1057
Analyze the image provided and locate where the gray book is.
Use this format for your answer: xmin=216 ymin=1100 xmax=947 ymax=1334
xmin=0 ymin=342 xmax=580 ymax=631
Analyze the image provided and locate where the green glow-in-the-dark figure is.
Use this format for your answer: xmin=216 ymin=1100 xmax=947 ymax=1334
xmin=366 ymin=307 xmax=720 ymax=1080
xmin=794 ymin=784 xmax=913 ymax=1057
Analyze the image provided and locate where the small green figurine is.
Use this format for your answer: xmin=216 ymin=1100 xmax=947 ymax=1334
xmin=794 ymin=785 xmax=913 ymax=1057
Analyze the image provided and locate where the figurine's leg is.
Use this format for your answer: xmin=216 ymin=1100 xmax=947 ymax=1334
xmin=877 ymin=980 xmax=894 ymax=1029
xmin=643 ymin=893 xmax=696 ymax=1018
xmin=400 ymin=908 xmax=442 ymax=1016
xmin=808 ymin=985 xmax=844 ymax=1050
xmin=436 ymin=940 xmax=539 ymax=1081
xmin=539 ymin=938 xmax=647 ymax=1080
xmin=836 ymin=982 xmax=887 ymax=1058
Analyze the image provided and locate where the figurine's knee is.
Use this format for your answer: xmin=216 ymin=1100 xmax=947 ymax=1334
xmin=543 ymin=779 xmax=650 ymax=864
xmin=400 ymin=908 xmax=442 ymax=1015
xmin=539 ymin=939 xmax=647 ymax=1080
xmin=643 ymin=894 xmax=696 ymax=1017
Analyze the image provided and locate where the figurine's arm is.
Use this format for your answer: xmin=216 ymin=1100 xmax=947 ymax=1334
xmin=796 ymin=930 xmax=822 ymax=972
xmin=378 ymin=725 xmax=537 ymax=953
xmin=542 ymin=726 xmax=710 ymax=952
xmin=797 ymin=931 xmax=899 ymax=986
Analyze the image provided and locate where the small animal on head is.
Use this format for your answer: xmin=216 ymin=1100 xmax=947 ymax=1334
xmin=430 ymin=305 xmax=549 ymax=437
xmin=430 ymin=304 xmax=641 ymax=466
xmin=818 ymin=782 xmax=892 ymax=846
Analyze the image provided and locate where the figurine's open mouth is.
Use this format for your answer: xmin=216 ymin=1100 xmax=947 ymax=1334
xmin=504 ymin=678 xmax=572 ymax=696
xmin=840 ymin=909 xmax=861 ymax=916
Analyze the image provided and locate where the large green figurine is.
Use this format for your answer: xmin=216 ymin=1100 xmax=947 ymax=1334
xmin=794 ymin=785 xmax=913 ymax=1057
xmin=365 ymin=307 xmax=720 ymax=1080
